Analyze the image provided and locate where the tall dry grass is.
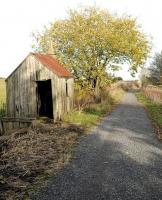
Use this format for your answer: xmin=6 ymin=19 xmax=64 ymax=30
xmin=0 ymin=78 xmax=6 ymax=117
xmin=0 ymin=101 xmax=6 ymax=118
xmin=143 ymin=85 xmax=162 ymax=104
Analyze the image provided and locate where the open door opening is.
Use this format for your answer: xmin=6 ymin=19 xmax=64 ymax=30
xmin=37 ymin=80 xmax=53 ymax=119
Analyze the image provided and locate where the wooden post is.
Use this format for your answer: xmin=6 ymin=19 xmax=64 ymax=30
xmin=160 ymin=76 xmax=162 ymax=85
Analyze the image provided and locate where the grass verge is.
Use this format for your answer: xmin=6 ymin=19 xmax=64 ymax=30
xmin=0 ymin=78 xmax=6 ymax=103
xmin=63 ymin=88 xmax=124 ymax=129
xmin=0 ymin=78 xmax=6 ymax=118
xmin=136 ymin=91 xmax=162 ymax=139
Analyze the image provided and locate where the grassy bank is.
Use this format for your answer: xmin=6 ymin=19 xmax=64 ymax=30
xmin=63 ymin=88 xmax=124 ymax=128
xmin=136 ymin=91 xmax=162 ymax=138
xmin=0 ymin=78 xmax=6 ymax=103
xmin=0 ymin=78 xmax=6 ymax=117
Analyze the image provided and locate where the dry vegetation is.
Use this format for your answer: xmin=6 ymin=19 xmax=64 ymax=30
xmin=0 ymin=78 xmax=6 ymax=103
xmin=0 ymin=122 xmax=84 ymax=199
xmin=143 ymin=85 xmax=162 ymax=103
xmin=64 ymin=87 xmax=125 ymax=127
xmin=0 ymin=78 xmax=6 ymax=117
xmin=137 ymin=85 xmax=162 ymax=140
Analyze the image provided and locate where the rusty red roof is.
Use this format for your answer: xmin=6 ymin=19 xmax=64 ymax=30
xmin=32 ymin=53 xmax=73 ymax=78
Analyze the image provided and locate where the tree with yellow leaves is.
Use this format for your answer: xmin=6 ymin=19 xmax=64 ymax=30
xmin=32 ymin=6 xmax=150 ymax=93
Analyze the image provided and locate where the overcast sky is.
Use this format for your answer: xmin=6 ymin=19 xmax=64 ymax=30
xmin=0 ymin=0 xmax=162 ymax=79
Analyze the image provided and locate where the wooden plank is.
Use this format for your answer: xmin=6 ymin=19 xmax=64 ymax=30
xmin=2 ymin=117 xmax=36 ymax=123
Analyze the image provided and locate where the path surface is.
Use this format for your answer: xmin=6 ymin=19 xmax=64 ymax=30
xmin=32 ymin=92 xmax=162 ymax=200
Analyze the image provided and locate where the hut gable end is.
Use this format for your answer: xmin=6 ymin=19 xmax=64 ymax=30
xmin=6 ymin=53 xmax=73 ymax=80
xmin=32 ymin=53 xmax=73 ymax=78
xmin=5 ymin=53 xmax=74 ymax=127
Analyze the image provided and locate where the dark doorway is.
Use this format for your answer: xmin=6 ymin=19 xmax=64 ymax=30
xmin=37 ymin=80 xmax=53 ymax=118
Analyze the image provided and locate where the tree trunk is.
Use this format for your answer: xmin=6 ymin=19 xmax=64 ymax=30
xmin=94 ymin=77 xmax=100 ymax=101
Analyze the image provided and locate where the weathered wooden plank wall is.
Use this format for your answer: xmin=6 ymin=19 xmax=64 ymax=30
xmin=6 ymin=54 xmax=74 ymax=128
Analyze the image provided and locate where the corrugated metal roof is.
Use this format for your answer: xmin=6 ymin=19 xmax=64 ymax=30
xmin=32 ymin=53 xmax=73 ymax=78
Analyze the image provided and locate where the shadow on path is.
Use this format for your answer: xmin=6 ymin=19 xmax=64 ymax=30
xmin=31 ymin=92 xmax=162 ymax=200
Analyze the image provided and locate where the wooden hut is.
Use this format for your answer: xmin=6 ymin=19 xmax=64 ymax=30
xmin=5 ymin=53 xmax=74 ymax=124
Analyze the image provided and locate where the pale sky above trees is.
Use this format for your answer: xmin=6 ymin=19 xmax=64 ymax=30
xmin=0 ymin=0 xmax=162 ymax=79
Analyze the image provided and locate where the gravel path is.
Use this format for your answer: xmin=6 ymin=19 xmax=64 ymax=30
xmin=31 ymin=92 xmax=162 ymax=200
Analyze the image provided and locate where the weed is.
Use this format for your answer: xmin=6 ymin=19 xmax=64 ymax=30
xmin=63 ymin=88 xmax=124 ymax=128
xmin=136 ymin=91 xmax=162 ymax=137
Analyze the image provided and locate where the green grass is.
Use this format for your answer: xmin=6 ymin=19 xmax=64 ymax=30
xmin=136 ymin=91 xmax=162 ymax=128
xmin=64 ymin=104 xmax=112 ymax=127
xmin=63 ymin=88 xmax=124 ymax=128
xmin=0 ymin=78 xmax=6 ymax=102
xmin=63 ymin=111 xmax=100 ymax=127
xmin=0 ymin=78 xmax=6 ymax=117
